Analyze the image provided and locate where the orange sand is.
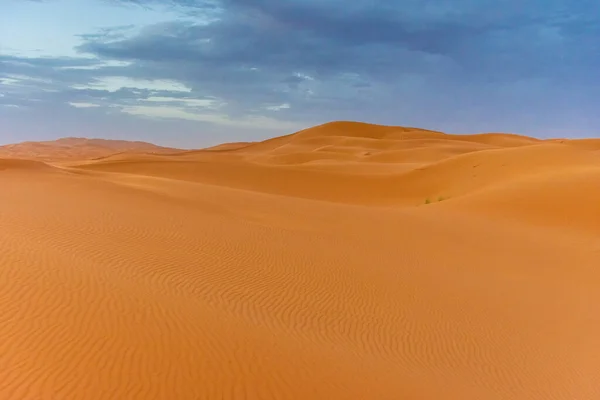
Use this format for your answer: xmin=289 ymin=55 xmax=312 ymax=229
xmin=0 ymin=137 xmax=181 ymax=162
xmin=1 ymin=121 xmax=599 ymax=399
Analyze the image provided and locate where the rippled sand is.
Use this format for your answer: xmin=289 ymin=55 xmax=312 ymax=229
xmin=1 ymin=121 xmax=599 ymax=399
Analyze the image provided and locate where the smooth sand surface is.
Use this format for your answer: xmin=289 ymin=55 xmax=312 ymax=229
xmin=1 ymin=121 xmax=600 ymax=399
xmin=0 ymin=137 xmax=181 ymax=162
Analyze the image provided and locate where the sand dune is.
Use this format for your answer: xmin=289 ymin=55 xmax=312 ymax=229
xmin=0 ymin=137 xmax=182 ymax=162
xmin=203 ymin=141 xmax=256 ymax=151
xmin=0 ymin=158 xmax=56 ymax=171
xmin=1 ymin=121 xmax=599 ymax=399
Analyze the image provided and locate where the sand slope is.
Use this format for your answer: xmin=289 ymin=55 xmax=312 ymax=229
xmin=0 ymin=137 xmax=182 ymax=162
xmin=1 ymin=121 xmax=600 ymax=399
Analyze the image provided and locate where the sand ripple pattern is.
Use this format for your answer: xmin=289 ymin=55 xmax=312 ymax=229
xmin=1 ymin=122 xmax=600 ymax=399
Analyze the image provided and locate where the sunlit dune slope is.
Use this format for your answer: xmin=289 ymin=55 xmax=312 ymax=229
xmin=203 ymin=141 xmax=256 ymax=151
xmin=69 ymin=122 xmax=600 ymax=207
xmin=0 ymin=158 xmax=57 ymax=171
xmin=433 ymin=167 xmax=600 ymax=234
xmin=1 ymin=121 xmax=600 ymax=400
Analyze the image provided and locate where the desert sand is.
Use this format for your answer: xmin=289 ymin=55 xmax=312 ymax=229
xmin=0 ymin=137 xmax=181 ymax=162
xmin=1 ymin=121 xmax=599 ymax=399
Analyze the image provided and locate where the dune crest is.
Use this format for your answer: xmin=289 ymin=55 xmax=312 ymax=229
xmin=1 ymin=121 xmax=599 ymax=399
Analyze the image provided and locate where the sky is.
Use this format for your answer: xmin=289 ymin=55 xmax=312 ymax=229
xmin=1 ymin=0 xmax=599 ymax=148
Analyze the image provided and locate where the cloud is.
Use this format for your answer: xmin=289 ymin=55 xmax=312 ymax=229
xmin=78 ymin=0 xmax=600 ymax=88
xmin=265 ymin=103 xmax=290 ymax=111
xmin=71 ymin=76 xmax=192 ymax=92
xmin=120 ymin=104 xmax=302 ymax=130
xmin=72 ymin=1 xmax=598 ymax=127
xmin=68 ymin=102 xmax=101 ymax=108
xmin=2 ymin=0 xmax=600 ymax=144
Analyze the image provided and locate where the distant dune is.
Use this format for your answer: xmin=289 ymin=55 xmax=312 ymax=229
xmin=1 ymin=121 xmax=599 ymax=399
xmin=203 ymin=141 xmax=256 ymax=151
xmin=0 ymin=137 xmax=183 ymax=161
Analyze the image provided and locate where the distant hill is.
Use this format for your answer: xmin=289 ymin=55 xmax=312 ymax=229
xmin=0 ymin=137 xmax=183 ymax=161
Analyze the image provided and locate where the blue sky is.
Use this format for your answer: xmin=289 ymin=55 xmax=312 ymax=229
xmin=1 ymin=0 xmax=599 ymax=147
